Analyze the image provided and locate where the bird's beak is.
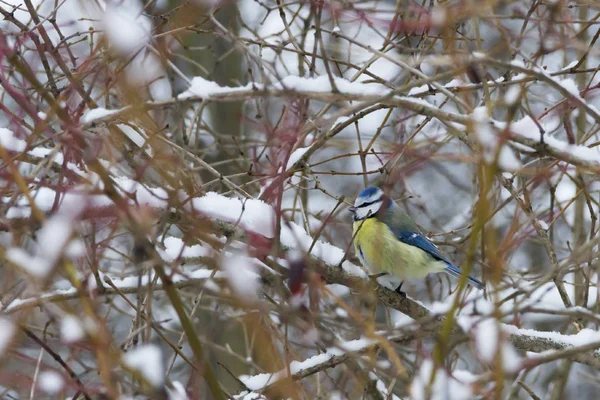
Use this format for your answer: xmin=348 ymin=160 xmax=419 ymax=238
xmin=349 ymin=206 xmax=356 ymax=214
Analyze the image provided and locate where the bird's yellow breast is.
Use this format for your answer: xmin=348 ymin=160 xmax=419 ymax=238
xmin=352 ymin=218 xmax=445 ymax=279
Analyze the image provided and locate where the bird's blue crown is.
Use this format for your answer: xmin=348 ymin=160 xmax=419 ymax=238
xmin=357 ymin=186 xmax=382 ymax=200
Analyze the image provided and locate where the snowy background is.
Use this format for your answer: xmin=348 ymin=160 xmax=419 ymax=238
xmin=1 ymin=0 xmax=600 ymax=398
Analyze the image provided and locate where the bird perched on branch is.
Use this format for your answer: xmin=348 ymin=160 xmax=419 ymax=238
xmin=349 ymin=186 xmax=484 ymax=292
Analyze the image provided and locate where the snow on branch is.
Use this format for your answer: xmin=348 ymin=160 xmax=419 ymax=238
xmin=238 ymin=337 xmax=379 ymax=393
xmin=76 ymin=74 xmax=600 ymax=174
xmin=3 ymin=0 xmax=600 ymax=398
xmin=5 ymin=186 xmax=600 ymax=372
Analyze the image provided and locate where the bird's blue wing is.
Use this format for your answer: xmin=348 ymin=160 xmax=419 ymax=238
xmin=392 ymin=230 xmax=452 ymax=265
xmin=444 ymin=262 xmax=485 ymax=290
xmin=392 ymin=230 xmax=485 ymax=290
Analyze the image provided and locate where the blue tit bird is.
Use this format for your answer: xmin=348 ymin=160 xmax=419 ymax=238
xmin=349 ymin=186 xmax=484 ymax=291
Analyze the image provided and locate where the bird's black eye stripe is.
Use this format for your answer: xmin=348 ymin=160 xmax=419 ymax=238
xmin=356 ymin=198 xmax=382 ymax=209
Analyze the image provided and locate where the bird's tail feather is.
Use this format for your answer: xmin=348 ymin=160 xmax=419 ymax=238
xmin=444 ymin=263 xmax=485 ymax=290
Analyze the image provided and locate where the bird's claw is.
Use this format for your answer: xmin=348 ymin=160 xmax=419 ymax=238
xmin=395 ymin=282 xmax=406 ymax=298
xmin=368 ymin=272 xmax=388 ymax=280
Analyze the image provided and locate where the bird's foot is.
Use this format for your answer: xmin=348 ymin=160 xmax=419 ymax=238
xmin=369 ymin=272 xmax=388 ymax=280
xmin=395 ymin=281 xmax=406 ymax=298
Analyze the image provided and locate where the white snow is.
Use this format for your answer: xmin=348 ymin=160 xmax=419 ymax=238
xmin=150 ymin=76 xmax=173 ymax=101
xmin=26 ymin=149 xmax=83 ymax=176
xmin=117 ymin=124 xmax=152 ymax=155
xmin=504 ymin=85 xmax=521 ymax=106
xmin=240 ymin=337 xmax=375 ymax=391
xmin=38 ymin=215 xmax=74 ymax=263
xmin=274 ymin=75 xmax=389 ymax=96
xmin=511 ymin=72 xmax=529 ymax=82
xmin=60 ymin=315 xmax=85 ymax=343
xmin=6 ymin=215 xmax=74 ymax=278
xmin=506 ymin=114 xmax=600 ymax=163
xmin=510 ymin=59 xmax=526 ymax=69
xmin=286 ymin=147 xmax=311 ymax=170
xmin=5 ymin=186 xmax=113 ymax=219
xmin=556 ymin=78 xmax=581 ymax=99
xmin=411 ymin=360 xmax=477 ymax=400
xmin=474 ymin=318 xmax=498 ymax=362
xmin=5 ymin=183 xmax=366 ymax=280
xmin=222 ymin=252 xmax=260 ymax=299
xmin=5 ymin=248 xmax=39 ymax=276
xmin=160 ymin=236 xmax=213 ymax=262
xmin=65 ymin=239 xmax=86 ymax=259
xmin=503 ymin=326 xmax=600 ymax=347
xmin=191 ymin=192 xmax=275 ymax=238
xmin=445 ymin=78 xmax=465 ymax=88
xmin=123 ymin=344 xmax=164 ymax=388
xmin=234 ymin=392 xmax=267 ymax=400
xmin=102 ymin=0 xmax=151 ymax=55
xmin=28 ymin=147 xmax=57 ymax=161
xmin=420 ymin=60 xmax=436 ymax=76
xmin=408 ymin=85 xmax=429 ymax=96
xmin=38 ymin=370 xmax=64 ymax=394
xmin=473 ymin=318 xmax=521 ymax=373
xmin=82 ymin=108 xmax=120 ymax=123
xmin=0 ymin=128 xmax=26 ymax=152
xmin=1 ymin=287 xmax=78 ymax=313
xmin=279 ymin=220 xmax=367 ymax=277
xmin=178 ymin=77 xmax=256 ymax=99
xmin=125 ymin=52 xmax=166 ymax=90
xmin=0 ymin=317 xmax=15 ymax=355
xmin=286 ymin=146 xmax=311 ymax=184
xmin=167 ymin=381 xmax=188 ymax=400
xmin=500 ymin=343 xmax=522 ymax=373
xmin=408 ymin=78 xmax=461 ymax=96
xmin=562 ymin=60 xmax=579 ymax=70
xmin=471 ymin=107 xmax=521 ymax=171
xmin=113 ymin=176 xmax=168 ymax=208
xmin=179 ymin=75 xmax=389 ymax=99
xmin=335 ymin=308 xmax=348 ymax=318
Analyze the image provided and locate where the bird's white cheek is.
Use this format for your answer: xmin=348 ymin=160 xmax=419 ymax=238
xmin=355 ymin=205 xmax=381 ymax=220
xmin=354 ymin=208 xmax=369 ymax=220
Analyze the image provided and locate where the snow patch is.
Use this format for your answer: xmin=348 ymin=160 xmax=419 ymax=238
xmin=222 ymin=252 xmax=260 ymax=299
xmin=274 ymin=75 xmax=389 ymax=96
xmin=103 ymin=0 xmax=151 ymax=55
xmin=60 ymin=315 xmax=86 ymax=343
xmin=160 ymin=236 xmax=213 ymax=262
xmin=7 ymin=215 xmax=74 ymax=278
xmin=472 ymin=107 xmax=521 ymax=171
xmin=0 ymin=317 xmax=15 ymax=355
xmin=192 ymin=192 xmax=275 ymax=238
xmin=178 ymin=77 xmax=256 ymax=99
xmin=0 ymin=128 xmax=26 ymax=152
xmin=240 ymin=337 xmax=375 ymax=391
xmin=123 ymin=344 xmax=164 ymax=387
xmin=504 ymin=85 xmax=521 ymax=106
xmin=411 ymin=359 xmax=477 ymax=400
xmin=82 ymin=108 xmax=120 ymax=123
xmin=38 ymin=370 xmax=64 ymax=394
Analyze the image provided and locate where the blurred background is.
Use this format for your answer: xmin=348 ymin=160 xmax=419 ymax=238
xmin=0 ymin=0 xmax=599 ymax=398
